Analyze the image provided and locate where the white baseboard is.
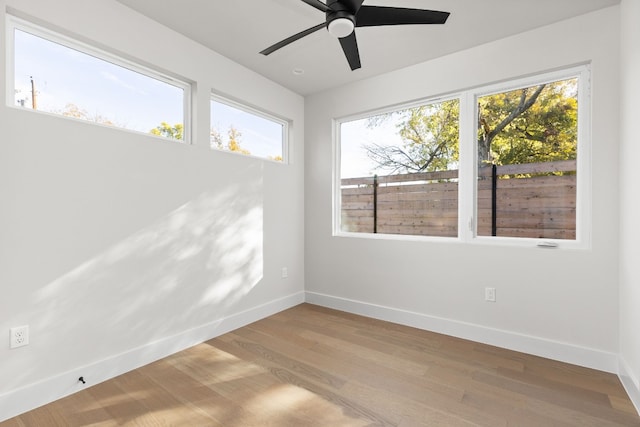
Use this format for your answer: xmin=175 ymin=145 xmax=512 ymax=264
xmin=0 ymin=291 xmax=305 ymax=423
xmin=619 ymin=357 xmax=640 ymax=416
xmin=3 ymin=290 xmax=631 ymax=422
xmin=305 ymin=291 xmax=619 ymax=374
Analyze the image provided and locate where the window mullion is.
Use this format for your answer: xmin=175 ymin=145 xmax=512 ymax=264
xmin=575 ymin=66 xmax=592 ymax=247
xmin=458 ymin=91 xmax=476 ymax=242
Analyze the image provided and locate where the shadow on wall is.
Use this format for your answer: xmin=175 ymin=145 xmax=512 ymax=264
xmin=3 ymin=166 xmax=264 ymax=394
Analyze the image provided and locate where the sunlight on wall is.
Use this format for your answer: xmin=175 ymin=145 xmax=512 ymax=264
xmin=2 ymin=173 xmax=264 ymax=394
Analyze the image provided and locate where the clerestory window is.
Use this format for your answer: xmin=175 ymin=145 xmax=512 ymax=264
xmin=7 ymin=15 xmax=190 ymax=142
xmin=210 ymin=95 xmax=288 ymax=162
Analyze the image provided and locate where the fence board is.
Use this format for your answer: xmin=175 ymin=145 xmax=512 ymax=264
xmin=377 ymin=200 xmax=459 ymax=211
xmin=478 ymin=177 xmax=576 ymax=190
xmin=377 ymin=194 xmax=459 ymax=205
xmin=378 ymin=182 xmax=459 ymax=194
xmin=342 ymin=202 xmax=374 ymax=210
xmin=343 ymin=187 xmax=377 ymax=196
xmin=341 ymin=160 xmax=576 ymax=238
xmin=343 ymin=194 xmax=375 ymax=203
xmin=378 ymin=169 xmax=459 ymax=183
xmin=486 ymin=228 xmax=576 ymax=239
xmin=378 ymin=226 xmax=457 ymax=237
xmin=478 ymin=159 xmax=576 ymax=176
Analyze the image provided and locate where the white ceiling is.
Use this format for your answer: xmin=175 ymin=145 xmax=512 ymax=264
xmin=115 ymin=0 xmax=619 ymax=96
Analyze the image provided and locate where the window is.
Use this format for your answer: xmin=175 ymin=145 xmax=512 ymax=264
xmin=7 ymin=16 xmax=189 ymax=142
xmin=340 ymin=98 xmax=460 ymax=237
xmin=336 ymin=66 xmax=590 ymax=247
xmin=211 ymin=96 xmax=287 ymax=162
xmin=476 ymin=78 xmax=578 ymax=240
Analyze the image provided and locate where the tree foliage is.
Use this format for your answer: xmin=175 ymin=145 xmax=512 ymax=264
xmin=364 ymin=79 xmax=577 ymax=174
xmin=210 ymin=126 xmax=251 ymax=155
xmin=478 ymin=80 xmax=577 ymax=166
xmin=150 ymin=122 xmax=183 ymax=140
xmin=366 ymin=99 xmax=459 ymax=174
xmin=57 ymin=103 xmax=116 ymax=126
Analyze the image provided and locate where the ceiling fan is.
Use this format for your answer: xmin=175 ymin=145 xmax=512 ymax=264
xmin=260 ymin=0 xmax=450 ymax=71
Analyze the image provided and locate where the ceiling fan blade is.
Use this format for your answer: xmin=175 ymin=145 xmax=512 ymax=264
xmin=341 ymin=0 xmax=365 ymax=14
xmin=356 ymin=6 xmax=450 ymax=27
xmin=300 ymin=0 xmax=331 ymax=13
xmin=339 ymin=31 xmax=361 ymax=70
xmin=260 ymin=22 xmax=326 ymax=55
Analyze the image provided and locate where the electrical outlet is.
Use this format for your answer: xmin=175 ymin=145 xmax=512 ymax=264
xmin=281 ymin=267 xmax=288 ymax=278
xmin=10 ymin=325 xmax=29 ymax=349
xmin=485 ymin=287 xmax=496 ymax=302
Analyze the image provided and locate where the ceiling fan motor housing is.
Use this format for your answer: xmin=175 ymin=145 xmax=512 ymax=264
xmin=327 ymin=10 xmax=356 ymax=25
xmin=326 ymin=1 xmax=356 ymax=37
xmin=327 ymin=12 xmax=355 ymax=37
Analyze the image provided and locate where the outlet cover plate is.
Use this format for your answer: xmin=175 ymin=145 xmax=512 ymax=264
xmin=10 ymin=325 xmax=29 ymax=348
xmin=485 ymin=287 xmax=496 ymax=302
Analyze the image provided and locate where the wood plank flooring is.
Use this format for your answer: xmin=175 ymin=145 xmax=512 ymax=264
xmin=2 ymin=303 xmax=639 ymax=426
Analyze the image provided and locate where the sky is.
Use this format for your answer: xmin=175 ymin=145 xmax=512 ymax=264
xmin=12 ymin=26 xmax=396 ymax=169
xmin=340 ymin=113 xmax=407 ymax=179
xmin=13 ymin=28 xmax=283 ymax=158
xmin=210 ymin=100 xmax=283 ymax=159
xmin=13 ymin=29 xmax=183 ymax=133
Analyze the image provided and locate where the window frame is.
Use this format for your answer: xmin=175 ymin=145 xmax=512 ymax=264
xmin=210 ymin=93 xmax=290 ymax=163
xmin=334 ymin=65 xmax=591 ymax=249
xmin=5 ymin=14 xmax=192 ymax=143
xmin=335 ymin=94 xmax=462 ymax=240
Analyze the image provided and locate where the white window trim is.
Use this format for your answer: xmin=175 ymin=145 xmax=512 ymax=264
xmin=210 ymin=93 xmax=290 ymax=164
xmin=334 ymin=65 xmax=592 ymax=250
xmin=333 ymin=93 xmax=463 ymax=246
xmin=5 ymin=14 xmax=192 ymax=143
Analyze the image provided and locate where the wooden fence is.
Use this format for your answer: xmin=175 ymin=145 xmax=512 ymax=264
xmin=341 ymin=160 xmax=576 ymax=239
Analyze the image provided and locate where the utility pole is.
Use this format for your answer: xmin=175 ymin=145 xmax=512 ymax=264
xmin=30 ymin=76 xmax=37 ymax=110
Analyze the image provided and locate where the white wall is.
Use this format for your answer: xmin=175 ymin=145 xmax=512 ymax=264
xmin=305 ymin=7 xmax=621 ymax=371
xmin=0 ymin=0 xmax=305 ymax=420
xmin=618 ymin=0 xmax=640 ymax=412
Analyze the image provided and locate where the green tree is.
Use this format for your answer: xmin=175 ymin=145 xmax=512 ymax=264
xmin=478 ymin=80 xmax=577 ymax=166
xmin=364 ymin=79 xmax=577 ymax=174
xmin=365 ymin=99 xmax=459 ymax=174
xmin=150 ymin=122 xmax=183 ymax=140
xmin=210 ymin=126 xmax=250 ymax=155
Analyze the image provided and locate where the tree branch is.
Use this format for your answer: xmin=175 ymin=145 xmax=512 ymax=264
xmin=487 ymin=84 xmax=546 ymax=142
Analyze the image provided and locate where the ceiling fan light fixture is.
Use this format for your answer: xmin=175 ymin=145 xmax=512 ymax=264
xmin=327 ymin=17 xmax=354 ymax=38
xmin=260 ymin=1 xmax=450 ymax=72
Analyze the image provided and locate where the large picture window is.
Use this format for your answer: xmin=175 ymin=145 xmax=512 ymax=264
xmin=336 ymin=66 xmax=590 ymax=247
xmin=7 ymin=16 xmax=189 ymax=142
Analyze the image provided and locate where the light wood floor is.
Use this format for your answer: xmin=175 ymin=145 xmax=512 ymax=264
xmin=2 ymin=303 xmax=639 ymax=426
